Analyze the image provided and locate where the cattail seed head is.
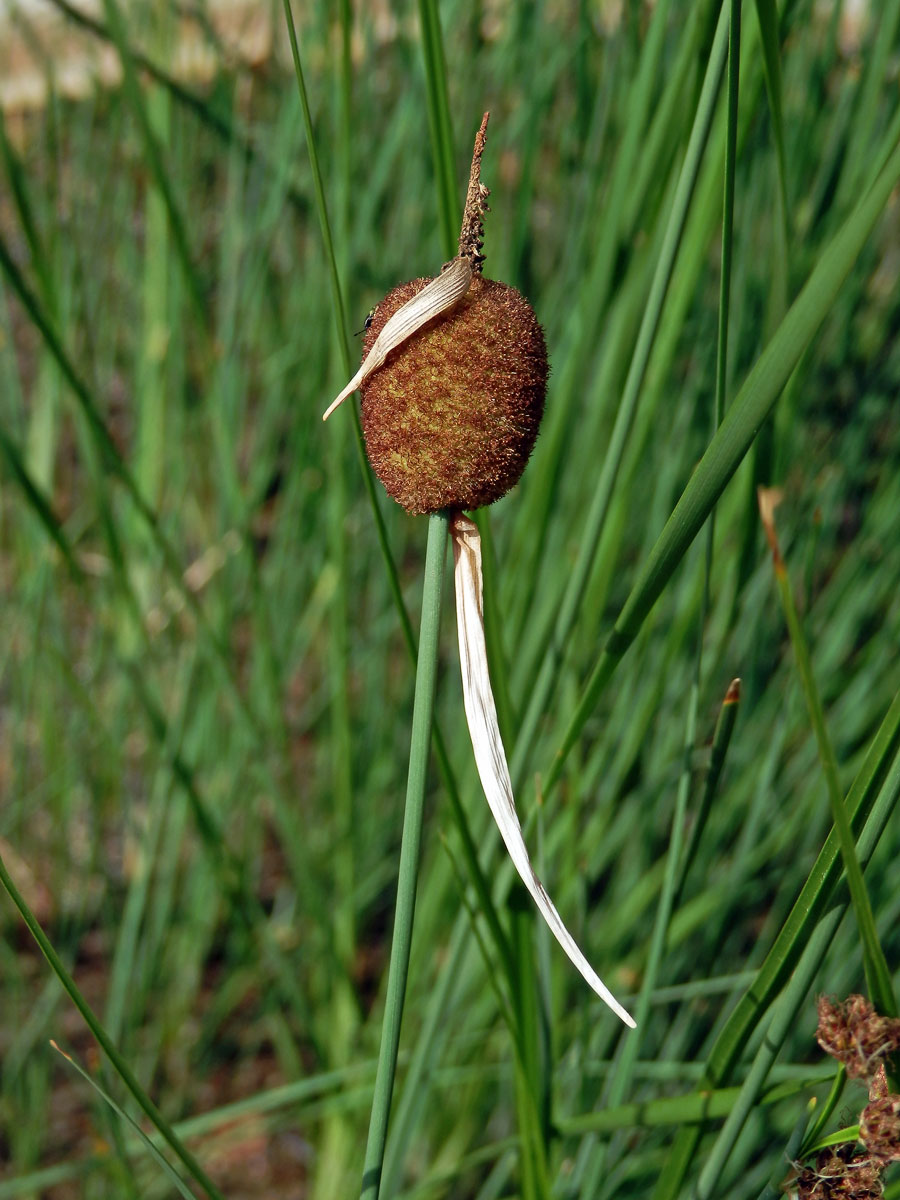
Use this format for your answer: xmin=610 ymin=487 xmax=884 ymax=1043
xmin=360 ymin=273 xmax=547 ymax=514
xmin=322 ymin=114 xmax=634 ymax=1024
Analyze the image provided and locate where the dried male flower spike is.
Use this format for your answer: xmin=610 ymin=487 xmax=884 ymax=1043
xmin=325 ymin=114 xmax=633 ymax=1026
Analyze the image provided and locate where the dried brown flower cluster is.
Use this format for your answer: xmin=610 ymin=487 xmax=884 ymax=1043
xmin=860 ymin=1066 xmax=900 ymax=1168
xmin=792 ymin=1142 xmax=883 ymax=1200
xmin=816 ymin=995 xmax=900 ymax=1081
xmin=787 ymin=996 xmax=900 ymax=1199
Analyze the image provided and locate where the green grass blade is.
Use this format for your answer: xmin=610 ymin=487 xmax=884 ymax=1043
xmin=0 ymin=426 xmax=83 ymax=580
xmin=549 ymin=131 xmax=900 ymax=788
xmin=280 ymin=0 xmax=349 ymax=357
xmin=100 ymin=0 xmax=207 ymax=323
xmin=416 ymin=0 xmax=458 ymax=259
xmin=674 ymin=679 xmax=741 ymax=905
xmin=0 ymin=851 xmax=226 ymax=1200
xmin=50 ymin=1042 xmax=197 ymax=1200
xmin=753 ymin=0 xmax=789 ymax=237
xmin=798 ymin=1066 xmax=846 ymax=1159
xmin=512 ymin=0 xmax=730 ymax=786
xmin=510 ymin=889 xmax=551 ymax=1200
xmin=557 ymin=1074 xmax=824 ymax=1136
xmin=0 ymin=107 xmax=53 ymax=303
xmin=652 ymin=685 xmax=900 ymax=1198
xmin=716 ymin=0 xmax=741 ymax=430
xmin=760 ymin=495 xmax=896 ymax=1016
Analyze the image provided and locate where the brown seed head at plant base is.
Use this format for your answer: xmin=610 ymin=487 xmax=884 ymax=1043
xmin=816 ymin=994 xmax=900 ymax=1080
xmin=790 ymin=1143 xmax=883 ymax=1200
xmin=360 ymin=274 xmax=547 ymax=513
xmin=860 ymin=1065 xmax=900 ymax=1166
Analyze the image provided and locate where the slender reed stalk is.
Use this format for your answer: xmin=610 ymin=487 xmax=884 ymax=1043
xmin=361 ymin=511 xmax=449 ymax=1200
xmin=511 ymin=0 xmax=730 ymax=789
xmin=601 ymin=6 xmax=743 ymax=1156
xmin=758 ymin=490 xmax=896 ymax=1017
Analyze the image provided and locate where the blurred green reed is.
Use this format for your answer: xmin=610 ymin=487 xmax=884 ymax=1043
xmin=1 ymin=0 xmax=899 ymax=1197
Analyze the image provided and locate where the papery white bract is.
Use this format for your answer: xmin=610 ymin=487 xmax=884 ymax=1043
xmin=451 ymin=512 xmax=635 ymax=1028
xmin=322 ymin=257 xmax=473 ymax=421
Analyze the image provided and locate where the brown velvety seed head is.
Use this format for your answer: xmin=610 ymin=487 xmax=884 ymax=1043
xmin=360 ymin=274 xmax=548 ymax=514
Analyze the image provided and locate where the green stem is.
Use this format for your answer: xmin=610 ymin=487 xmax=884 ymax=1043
xmin=417 ymin=0 xmax=458 ymax=259
xmin=361 ymin=511 xmax=449 ymax=1200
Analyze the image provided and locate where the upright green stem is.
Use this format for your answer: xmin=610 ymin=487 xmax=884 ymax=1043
xmin=361 ymin=511 xmax=450 ymax=1200
xmin=769 ymin=544 xmax=896 ymax=1016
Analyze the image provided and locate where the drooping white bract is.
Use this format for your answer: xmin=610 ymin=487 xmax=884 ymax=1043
xmin=451 ymin=513 xmax=635 ymax=1028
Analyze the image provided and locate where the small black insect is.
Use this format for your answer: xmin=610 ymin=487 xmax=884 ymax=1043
xmin=353 ymin=308 xmax=376 ymax=337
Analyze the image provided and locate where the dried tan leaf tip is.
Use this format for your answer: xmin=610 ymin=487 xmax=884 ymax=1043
xmin=324 ymin=113 xmax=548 ymax=515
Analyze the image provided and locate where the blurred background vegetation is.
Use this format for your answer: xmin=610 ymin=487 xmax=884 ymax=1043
xmin=1 ymin=0 xmax=899 ymax=1196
